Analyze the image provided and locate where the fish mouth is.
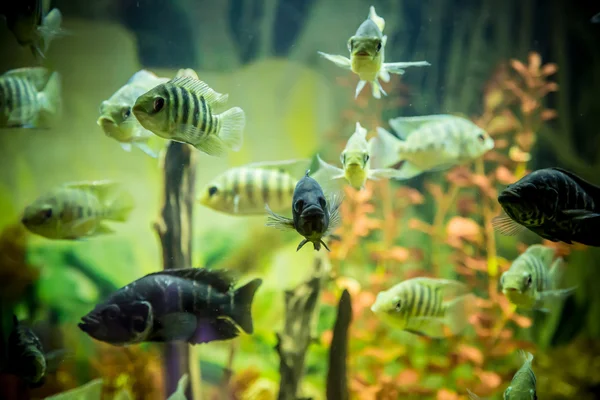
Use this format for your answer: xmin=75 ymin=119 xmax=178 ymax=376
xmin=498 ymin=188 xmax=520 ymax=203
xmin=353 ymin=50 xmax=371 ymax=57
xmin=78 ymin=315 xmax=100 ymax=333
xmin=301 ymin=205 xmax=325 ymax=218
xmin=503 ymin=287 xmax=521 ymax=294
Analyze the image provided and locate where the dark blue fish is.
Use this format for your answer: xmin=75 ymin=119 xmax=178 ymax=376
xmin=78 ymin=268 xmax=262 ymax=346
xmin=265 ymin=170 xmax=342 ymax=251
xmin=493 ymin=167 xmax=600 ymax=246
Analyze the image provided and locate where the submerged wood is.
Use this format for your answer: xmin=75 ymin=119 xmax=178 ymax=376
xmin=326 ymin=289 xmax=352 ymax=400
xmin=276 ymin=258 xmax=324 ymax=400
xmin=154 ymin=141 xmax=197 ymax=399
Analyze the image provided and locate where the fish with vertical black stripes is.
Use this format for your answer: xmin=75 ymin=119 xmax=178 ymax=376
xmin=370 ymin=277 xmax=475 ymax=337
xmin=501 ymin=244 xmax=576 ymax=311
xmin=78 ymin=268 xmax=262 ymax=346
xmin=265 ymin=170 xmax=342 ymax=251
xmin=493 ymin=167 xmax=600 ymax=247
xmin=198 ymin=159 xmax=310 ymax=215
xmin=467 ymin=351 xmax=537 ymax=399
xmin=132 ymin=76 xmax=245 ymax=156
xmin=0 ymin=67 xmax=61 ymax=128
xmin=21 ymin=180 xmax=134 ymax=240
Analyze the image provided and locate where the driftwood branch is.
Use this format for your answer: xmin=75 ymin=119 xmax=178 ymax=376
xmin=326 ymin=289 xmax=352 ymax=400
xmin=276 ymin=258 xmax=324 ymax=400
xmin=154 ymin=141 xmax=197 ymax=399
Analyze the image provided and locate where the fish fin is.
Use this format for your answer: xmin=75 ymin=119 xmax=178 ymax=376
xmin=175 ymin=68 xmax=199 ymax=79
xmin=549 ymin=167 xmax=600 ymax=199
xmin=154 ymin=313 xmax=197 ymax=341
xmin=192 ymin=317 xmax=240 ymax=344
xmin=561 ymin=209 xmax=600 ymax=221
xmin=372 ymin=79 xmax=386 ymax=99
xmin=2 ymin=67 xmax=50 ymax=90
xmin=466 ymin=389 xmax=485 ymax=400
xmin=390 ymin=161 xmax=425 ymax=180
xmin=230 ymin=279 xmax=263 ymax=334
xmin=368 ymin=6 xmax=386 ymax=32
xmin=537 ymin=287 xmax=577 ymax=304
xmin=242 ymin=158 xmax=311 ymax=174
xmin=184 ymin=128 xmax=228 ymax=156
xmin=215 ymin=107 xmax=245 ymax=151
xmin=319 ymin=239 xmax=331 ymax=252
xmin=388 ymin=114 xmax=452 ymax=138
xmin=492 ymin=212 xmax=525 ymax=236
xmin=147 ymin=268 xmax=234 ymax=292
xmin=93 ymin=223 xmax=116 ymax=235
xmin=355 ymin=80 xmax=368 ymax=98
xmin=167 ymin=373 xmax=190 ymax=399
xmin=296 ymin=239 xmax=310 ymax=251
xmin=368 ymin=167 xmax=408 ymax=180
xmin=444 ymin=293 xmax=476 ymax=335
xmin=265 ymin=204 xmax=295 ymax=231
xmin=370 ymin=127 xmax=402 ymax=169
xmin=548 ymin=257 xmax=566 ymax=286
xmin=169 ymin=76 xmax=229 ymax=108
xmin=39 ymin=71 xmax=62 ymax=117
xmin=316 ymin=155 xmax=345 ymax=180
xmin=120 ymin=143 xmax=133 ymax=152
xmin=317 ymin=52 xmax=352 ymax=70
xmin=133 ymin=142 xmax=159 ymax=158
xmin=378 ymin=68 xmax=391 ymax=83
xmin=410 ymin=277 xmax=469 ymax=295
xmin=593 ymin=12 xmax=600 ymax=23
xmin=127 ymin=70 xmax=160 ymax=84
xmin=383 ymin=61 xmax=431 ymax=75
xmin=37 ymin=8 xmax=65 ymax=55
xmin=519 ymin=350 xmax=534 ymax=364
xmin=326 ymin=192 xmax=344 ymax=234
xmin=524 ymin=244 xmax=556 ymax=267
xmin=404 ymin=317 xmax=447 ymax=338
xmin=310 ymin=164 xmax=345 ymax=196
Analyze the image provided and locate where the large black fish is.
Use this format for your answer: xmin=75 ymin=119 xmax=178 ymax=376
xmin=493 ymin=167 xmax=600 ymax=247
xmin=265 ymin=170 xmax=342 ymax=251
xmin=78 ymin=268 xmax=262 ymax=346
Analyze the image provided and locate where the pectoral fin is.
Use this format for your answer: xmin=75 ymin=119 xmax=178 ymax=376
xmin=317 ymin=52 xmax=352 ymax=69
xmin=265 ymin=205 xmax=295 ymax=231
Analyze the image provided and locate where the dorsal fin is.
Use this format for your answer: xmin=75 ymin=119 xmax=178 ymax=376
xmin=242 ymin=158 xmax=310 ymax=176
xmin=168 ymin=76 xmax=229 ymax=107
xmin=524 ymin=244 xmax=555 ymax=267
xmin=147 ymin=268 xmax=234 ymax=293
xmin=368 ymin=6 xmax=385 ymax=33
xmin=550 ymin=167 xmax=600 ymax=199
xmin=2 ymin=67 xmax=50 ymax=91
xmin=388 ymin=114 xmax=456 ymax=139
xmin=127 ymin=70 xmax=159 ymax=85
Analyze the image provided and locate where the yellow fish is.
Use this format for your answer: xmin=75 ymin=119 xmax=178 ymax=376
xmin=318 ymin=6 xmax=430 ymax=99
xmin=97 ymin=70 xmax=169 ymax=157
xmin=371 ymin=277 xmax=474 ymax=337
xmin=372 ymin=114 xmax=495 ymax=180
xmin=199 ymin=159 xmax=310 ymax=215
xmin=22 ymin=180 xmax=134 ymax=240
xmin=314 ymin=121 xmax=403 ymax=190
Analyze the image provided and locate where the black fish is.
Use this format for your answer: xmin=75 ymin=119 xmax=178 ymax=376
xmin=78 ymin=268 xmax=262 ymax=346
xmin=265 ymin=170 xmax=342 ymax=251
xmin=493 ymin=167 xmax=600 ymax=246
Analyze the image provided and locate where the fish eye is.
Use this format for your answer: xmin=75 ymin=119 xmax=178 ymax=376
xmin=122 ymin=107 xmax=131 ymax=119
xmin=208 ymin=186 xmax=218 ymax=197
xmin=38 ymin=207 xmax=53 ymax=220
xmin=294 ymin=199 xmax=304 ymax=213
xmin=477 ymin=133 xmax=486 ymax=142
xmin=103 ymin=305 xmax=119 ymax=320
xmin=318 ymin=197 xmax=327 ymax=209
xmin=395 ymin=300 xmax=402 ymax=312
xmin=340 ymin=152 xmax=346 ymax=165
xmin=524 ymin=274 xmax=532 ymax=288
xmin=376 ymin=41 xmax=382 ymax=52
xmin=363 ymin=154 xmax=370 ymax=164
xmin=347 ymin=39 xmax=354 ymax=52
xmin=153 ymin=97 xmax=165 ymax=113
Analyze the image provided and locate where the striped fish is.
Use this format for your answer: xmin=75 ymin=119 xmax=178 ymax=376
xmin=371 ymin=114 xmax=494 ymax=180
xmin=21 ymin=180 xmax=134 ymax=240
xmin=468 ymin=351 xmax=537 ymax=400
xmin=0 ymin=67 xmax=61 ymax=128
xmin=78 ymin=268 xmax=262 ymax=346
xmin=501 ymin=244 xmax=576 ymax=311
xmin=370 ymin=277 xmax=474 ymax=337
xmin=6 ymin=315 xmax=47 ymax=387
xmin=199 ymin=159 xmax=309 ymax=215
xmin=132 ymin=75 xmax=245 ymax=157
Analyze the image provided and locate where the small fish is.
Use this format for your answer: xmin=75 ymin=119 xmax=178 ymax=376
xmin=468 ymin=351 xmax=537 ymax=400
xmin=78 ymin=268 xmax=262 ymax=346
xmin=265 ymin=170 xmax=342 ymax=251
xmin=21 ymin=180 xmax=134 ymax=240
xmin=0 ymin=0 xmax=64 ymax=59
xmin=167 ymin=374 xmax=189 ymax=400
xmin=370 ymin=114 xmax=494 ymax=180
xmin=0 ymin=67 xmax=61 ymax=128
xmin=370 ymin=277 xmax=474 ymax=337
xmin=318 ymin=6 xmax=430 ymax=99
xmin=492 ymin=167 xmax=600 ymax=247
xmin=132 ymin=76 xmax=245 ymax=157
xmin=198 ymin=159 xmax=309 ymax=215
xmin=97 ymin=70 xmax=169 ymax=157
xmin=313 ymin=122 xmax=404 ymax=190
xmin=501 ymin=244 xmax=576 ymax=311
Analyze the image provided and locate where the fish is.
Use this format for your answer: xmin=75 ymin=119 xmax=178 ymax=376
xmin=265 ymin=170 xmax=342 ymax=251
xmin=21 ymin=180 xmax=134 ymax=240
xmin=198 ymin=159 xmax=310 ymax=215
xmin=3 ymin=315 xmax=66 ymax=388
xmin=0 ymin=0 xmax=64 ymax=59
xmin=492 ymin=167 xmax=600 ymax=247
xmin=313 ymin=122 xmax=404 ymax=190
xmin=0 ymin=67 xmax=61 ymax=128
xmin=370 ymin=277 xmax=475 ymax=338
xmin=370 ymin=114 xmax=495 ymax=180
xmin=318 ymin=6 xmax=430 ymax=99
xmin=132 ymin=75 xmax=245 ymax=157
xmin=501 ymin=244 xmax=576 ymax=312
xmin=97 ymin=70 xmax=170 ymax=158
xmin=167 ymin=374 xmax=189 ymax=400
xmin=467 ymin=351 xmax=537 ymax=400
xmin=78 ymin=268 xmax=262 ymax=346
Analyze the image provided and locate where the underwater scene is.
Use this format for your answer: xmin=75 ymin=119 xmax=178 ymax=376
xmin=1 ymin=0 xmax=600 ymax=399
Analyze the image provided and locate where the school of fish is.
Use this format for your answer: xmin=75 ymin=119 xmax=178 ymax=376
xmin=1 ymin=2 xmax=597 ymax=398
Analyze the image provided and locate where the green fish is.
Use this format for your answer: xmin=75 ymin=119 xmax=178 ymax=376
xmin=132 ymin=76 xmax=245 ymax=157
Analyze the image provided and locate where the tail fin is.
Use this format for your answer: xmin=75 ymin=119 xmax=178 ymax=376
xmin=217 ymin=107 xmax=245 ymax=151
xmin=37 ymin=8 xmax=65 ymax=56
xmin=370 ymin=127 xmax=402 ymax=169
xmin=444 ymin=293 xmax=476 ymax=335
xmin=39 ymin=72 xmax=61 ymax=117
xmin=230 ymin=279 xmax=263 ymax=334
xmin=85 ymin=182 xmax=133 ymax=222
xmin=519 ymin=350 xmax=534 ymax=365
xmin=466 ymin=389 xmax=485 ymax=400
